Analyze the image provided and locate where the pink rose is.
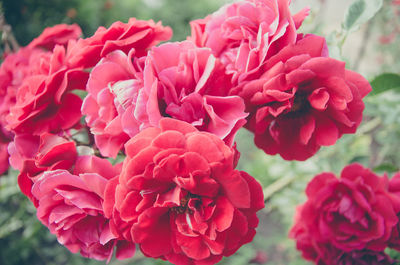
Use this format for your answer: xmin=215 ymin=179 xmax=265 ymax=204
xmin=104 ymin=118 xmax=264 ymax=265
xmin=83 ymin=41 xmax=248 ymax=156
xmin=28 ymin=24 xmax=82 ymax=50
xmin=67 ymin=18 xmax=172 ymax=69
xmin=136 ymin=41 xmax=248 ymax=145
xmin=82 ymin=50 xmax=145 ymax=158
xmin=31 ymin=156 xmax=135 ymax=261
xmin=290 ymin=163 xmax=398 ymax=253
xmin=234 ymin=35 xmax=371 ymax=160
xmin=189 ymin=0 xmax=309 ymax=84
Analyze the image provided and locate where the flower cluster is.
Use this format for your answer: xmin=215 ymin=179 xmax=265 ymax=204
xmin=0 ymin=0 xmax=375 ymax=264
xmin=290 ymin=164 xmax=400 ymax=265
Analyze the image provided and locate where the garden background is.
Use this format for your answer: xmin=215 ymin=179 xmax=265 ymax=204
xmin=0 ymin=0 xmax=399 ymax=264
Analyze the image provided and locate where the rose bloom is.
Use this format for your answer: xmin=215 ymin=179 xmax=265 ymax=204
xmin=83 ymin=41 xmax=248 ymax=158
xmin=189 ymin=0 xmax=309 ymax=84
xmin=31 ymin=156 xmax=135 ymax=261
xmin=8 ymin=133 xmax=78 ymax=206
xmin=290 ymin=163 xmax=399 ymax=253
xmin=103 ymin=118 xmax=264 ymax=265
xmin=6 ymin=44 xmax=89 ymax=135
xmin=290 ymin=205 xmax=396 ymax=265
xmin=1 ymin=23 xmax=82 ymax=136
xmin=0 ymin=27 xmax=75 ymax=174
xmin=67 ymin=17 xmax=172 ymax=69
xmin=232 ymin=35 xmax=371 ymax=160
xmin=82 ymin=49 xmax=145 ymax=158
xmin=27 ymin=23 xmax=82 ymax=50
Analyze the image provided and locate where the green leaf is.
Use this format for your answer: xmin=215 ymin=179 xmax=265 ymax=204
xmin=373 ymin=163 xmax=399 ymax=174
xmin=342 ymin=0 xmax=383 ymax=32
xmin=370 ymin=73 xmax=400 ymax=95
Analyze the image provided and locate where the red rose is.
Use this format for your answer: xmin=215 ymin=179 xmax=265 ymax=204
xmin=31 ymin=156 xmax=134 ymax=261
xmin=82 ymin=50 xmax=145 ymax=158
xmin=6 ymin=44 xmax=89 ymax=135
xmin=104 ymin=118 xmax=264 ymax=265
xmin=189 ymin=0 xmax=309 ymax=84
xmin=67 ymin=18 xmax=172 ymax=69
xmin=234 ymin=35 xmax=371 ymax=160
xmin=290 ymin=163 xmax=398 ymax=253
xmin=290 ymin=205 xmax=396 ymax=265
xmin=9 ymin=133 xmax=78 ymax=205
xmin=0 ymin=47 xmax=51 ymax=173
xmin=28 ymin=24 xmax=82 ymax=50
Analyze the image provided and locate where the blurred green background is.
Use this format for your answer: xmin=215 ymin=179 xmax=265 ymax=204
xmin=0 ymin=0 xmax=400 ymax=264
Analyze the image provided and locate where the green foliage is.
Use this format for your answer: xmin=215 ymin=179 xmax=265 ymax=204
xmin=369 ymin=73 xmax=400 ymax=95
xmin=342 ymin=0 xmax=383 ymax=32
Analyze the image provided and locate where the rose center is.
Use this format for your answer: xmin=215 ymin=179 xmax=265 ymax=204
xmin=285 ymin=93 xmax=310 ymax=118
xmin=171 ymin=193 xmax=201 ymax=214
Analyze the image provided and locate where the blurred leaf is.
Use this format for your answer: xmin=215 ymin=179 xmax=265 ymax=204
xmin=71 ymin=89 xmax=88 ymax=99
xmin=373 ymin=163 xmax=399 ymax=174
xmin=369 ymin=73 xmax=400 ymax=95
xmin=342 ymin=0 xmax=382 ymax=32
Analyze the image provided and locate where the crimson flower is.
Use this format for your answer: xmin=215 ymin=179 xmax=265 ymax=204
xmin=104 ymin=118 xmax=264 ymax=265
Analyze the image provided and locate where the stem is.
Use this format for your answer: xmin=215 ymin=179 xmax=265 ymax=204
xmin=353 ymin=19 xmax=374 ymax=71
xmin=263 ymin=175 xmax=295 ymax=203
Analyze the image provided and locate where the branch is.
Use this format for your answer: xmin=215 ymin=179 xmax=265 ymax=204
xmin=263 ymin=174 xmax=295 ymax=203
xmin=0 ymin=4 xmax=19 ymax=53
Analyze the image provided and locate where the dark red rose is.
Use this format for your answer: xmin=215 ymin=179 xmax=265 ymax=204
xmin=290 ymin=204 xmax=397 ymax=265
xmin=232 ymin=35 xmax=371 ymax=160
xmin=103 ymin=118 xmax=264 ymax=265
xmin=67 ymin=18 xmax=172 ymax=69
xmin=290 ymin=163 xmax=398 ymax=253
xmin=31 ymin=156 xmax=134 ymax=261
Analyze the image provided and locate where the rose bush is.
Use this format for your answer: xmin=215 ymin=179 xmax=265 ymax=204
xmin=0 ymin=0 xmax=380 ymax=263
xmin=103 ymin=118 xmax=264 ymax=264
